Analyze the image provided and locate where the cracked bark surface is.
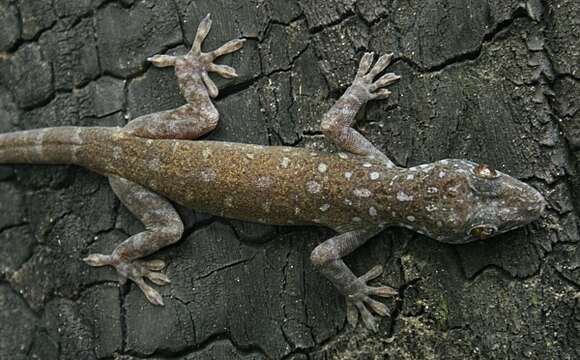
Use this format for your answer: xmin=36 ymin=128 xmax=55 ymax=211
xmin=0 ymin=0 xmax=579 ymax=359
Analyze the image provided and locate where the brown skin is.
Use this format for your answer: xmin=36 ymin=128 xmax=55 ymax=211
xmin=0 ymin=15 xmax=546 ymax=331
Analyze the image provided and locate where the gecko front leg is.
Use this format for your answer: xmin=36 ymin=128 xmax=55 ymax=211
xmin=321 ymin=52 xmax=400 ymax=167
xmin=310 ymin=229 xmax=398 ymax=331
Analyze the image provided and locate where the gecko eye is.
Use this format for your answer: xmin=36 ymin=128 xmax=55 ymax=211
xmin=473 ymin=164 xmax=499 ymax=179
xmin=468 ymin=225 xmax=497 ymax=239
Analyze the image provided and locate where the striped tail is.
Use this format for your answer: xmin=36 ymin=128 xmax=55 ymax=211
xmin=0 ymin=127 xmax=112 ymax=165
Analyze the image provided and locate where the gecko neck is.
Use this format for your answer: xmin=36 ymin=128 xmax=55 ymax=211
xmin=372 ymin=164 xmax=449 ymax=236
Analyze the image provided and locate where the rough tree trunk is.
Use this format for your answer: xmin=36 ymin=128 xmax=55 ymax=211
xmin=0 ymin=0 xmax=579 ymax=359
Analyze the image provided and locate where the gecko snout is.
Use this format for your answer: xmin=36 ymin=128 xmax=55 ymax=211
xmin=512 ymin=182 xmax=547 ymax=223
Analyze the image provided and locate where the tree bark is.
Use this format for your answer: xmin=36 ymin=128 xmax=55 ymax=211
xmin=0 ymin=0 xmax=579 ymax=359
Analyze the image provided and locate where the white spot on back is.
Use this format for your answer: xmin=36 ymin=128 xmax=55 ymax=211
xmin=338 ymin=152 xmax=349 ymax=159
xmin=318 ymin=163 xmax=328 ymax=173
xmin=224 ymin=196 xmax=234 ymax=207
xmin=113 ymin=146 xmax=122 ymax=160
xmin=202 ymin=148 xmax=211 ymax=159
xmin=262 ymin=202 xmax=271 ymax=212
xmin=369 ymin=207 xmax=377 ymax=216
xmin=344 ymin=198 xmax=353 ymax=206
xmin=245 ymin=153 xmax=255 ymax=160
xmin=427 ymin=187 xmax=438 ymax=193
xmin=149 ymin=158 xmax=161 ymax=171
xmin=363 ymin=163 xmax=372 ymax=168
xmin=344 ymin=172 xmax=353 ymax=180
xmin=280 ymin=157 xmax=291 ymax=168
xmin=406 ymin=174 xmax=414 ymax=180
xmin=439 ymin=171 xmax=446 ymax=178
xmin=306 ymin=181 xmax=322 ymax=193
xmin=200 ymin=169 xmax=216 ymax=182
xmin=352 ymin=217 xmax=362 ymax=223
xmin=320 ymin=204 xmax=330 ymax=212
xmin=397 ymin=191 xmax=413 ymax=201
xmin=407 ymin=216 xmax=416 ymax=222
xmin=256 ymin=176 xmax=273 ymax=189
xmin=370 ymin=172 xmax=380 ymax=180
xmin=354 ymin=188 xmax=372 ymax=198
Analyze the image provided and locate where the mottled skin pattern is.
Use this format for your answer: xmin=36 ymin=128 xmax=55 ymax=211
xmin=0 ymin=16 xmax=546 ymax=331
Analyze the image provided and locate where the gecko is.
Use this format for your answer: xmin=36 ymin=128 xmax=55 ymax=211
xmin=0 ymin=15 xmax=546 ymax=331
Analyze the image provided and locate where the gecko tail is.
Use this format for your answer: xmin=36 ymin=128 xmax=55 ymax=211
xmin=0 ymin=127 xmax=110 ymax=165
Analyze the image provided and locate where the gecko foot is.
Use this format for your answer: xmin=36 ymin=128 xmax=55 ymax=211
xmin=148 ymin=14 xmax=245 ymax=98
xmin=84 ymin=254 xmax=170 ymax=306
xmin=345 ymin=265 xmax=398 ymax=332
xmin=352 ymin=52 xmax=400 ymax=101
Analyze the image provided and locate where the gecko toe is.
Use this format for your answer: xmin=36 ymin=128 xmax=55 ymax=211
xmin=356 ymin=52 xmax=375 ymax=77
xmin=365 ymin=297 xmax=389 ymax=317
xmin=365 ymin=52 xmax=394 ymax=80
xmin=368 ymin=285 xmax=398 ymax=298
xmin=355 ymin=301 xmax=379 ymax=332
xmin=135 ymin=278 xmax=164 ymax=306
xmin=346 ymin=301 xmax=359 ymax=328
xmin=140 ymin=259 xmax=166 ymax=271
xmin=145 ymin=271 xmax=171 ymax=286
xmin=360 ymin=264 xmax=383 ymax=282
xmin=209 ymin=38 xmax=246 ymax=60
xmin=83 ymin=253 xmax=112 ymax=267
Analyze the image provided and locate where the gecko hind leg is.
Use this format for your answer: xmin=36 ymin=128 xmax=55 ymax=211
xmin=124 ymin=14 xmax=245 ymax=140
xmin=84 ymin=176 xmax=184 ymax=305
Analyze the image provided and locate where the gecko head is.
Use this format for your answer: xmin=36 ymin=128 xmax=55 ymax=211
xmin=407 ymin=159 xmax=546 ymax=243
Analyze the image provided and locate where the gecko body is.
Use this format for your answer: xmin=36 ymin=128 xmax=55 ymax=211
xmin=0 ymin=16 xmax=546 ymax=331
